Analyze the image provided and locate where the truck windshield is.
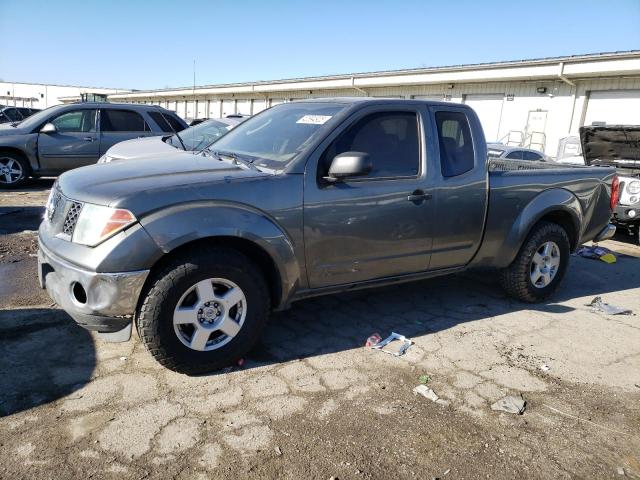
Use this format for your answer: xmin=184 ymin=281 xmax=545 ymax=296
xmin=205 ymin=103 xmax=346 ymax=168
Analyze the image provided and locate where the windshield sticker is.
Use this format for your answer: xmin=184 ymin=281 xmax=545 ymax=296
xmin=296 ymin=115 xmax=332 ymax=125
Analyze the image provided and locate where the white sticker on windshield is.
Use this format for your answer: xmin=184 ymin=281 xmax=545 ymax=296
xmin=296 ymin=115 xmax=332 ymax=125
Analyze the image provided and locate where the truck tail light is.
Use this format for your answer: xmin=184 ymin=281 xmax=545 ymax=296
xmin=610 ymin=175 xmax=620 ymax=211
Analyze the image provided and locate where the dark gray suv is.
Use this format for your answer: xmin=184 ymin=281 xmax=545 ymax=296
xmin=0 ymin=102 xmax=187 ymax=188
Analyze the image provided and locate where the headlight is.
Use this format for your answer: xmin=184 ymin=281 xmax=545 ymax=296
xmin=72 ymin=204 xmax=136 ymax=246
xmin=627 ymin=181 xmax=640 ymax=195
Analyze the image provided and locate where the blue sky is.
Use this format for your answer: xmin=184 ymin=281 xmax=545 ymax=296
xmin=1 ymin=0 xmax=639 ymax=90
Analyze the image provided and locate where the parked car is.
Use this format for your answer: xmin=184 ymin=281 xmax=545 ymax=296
xmin=0 ymin=106 xmax=40 ymax=124
xmin=0 ymin=102 xmax=187 ymax=188
xmin=581 ymin=125 xmax=640 ymax=240
xmin=487 ymin=143 xmax=548 ymax=161
xmin=97 ymin=117 xmax=241 ymax=164
xmin=38 ymin=98 xmax=617 ymax=374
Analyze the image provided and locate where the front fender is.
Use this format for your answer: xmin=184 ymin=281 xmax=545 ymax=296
xmin=139 ymin=201 xmax=301 ymax=308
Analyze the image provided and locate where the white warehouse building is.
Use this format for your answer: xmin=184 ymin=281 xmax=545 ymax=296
xmin=108 ymin=50 xmax=640 ymax=158
xmin=0 ymin=81 xmax=130 ymax=109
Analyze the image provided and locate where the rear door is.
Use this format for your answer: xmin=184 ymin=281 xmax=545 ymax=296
xmin=37 ymin=108 xmax=100 ymax=172
xmin=98 ymin=108 xmax=153 ymax=155
xmin=428 ymin=106 xmax=488 ymax=269
xmin=303 ymin=105 xmax=434 ymax=288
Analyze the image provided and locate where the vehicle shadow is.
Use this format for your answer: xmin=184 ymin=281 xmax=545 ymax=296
xmin=241 ymin=252 xmax=639 ymax=370
xmin=0 ymin=308 xmax=96 ymax=417
xmin=0 ymin=206 xmax=45 ymax=234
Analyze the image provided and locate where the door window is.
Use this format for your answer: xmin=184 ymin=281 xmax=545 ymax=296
xmin=435 ymin=111 xmax=474 ymax=177
xmin=321 ymin=111 xmax=420 ymax=179
xmin=51 ymin=110 xmax=97 ymax=133
xmin=3 ymin=108 xmax=21 ymax=122
xmin=505 ymin=150 xmax=524 ymax=160
xmin=101 ymin=109 xmax=149 ymax=132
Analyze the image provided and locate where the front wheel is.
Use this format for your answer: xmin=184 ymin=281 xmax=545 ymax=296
xmin=136 ymin=247 xmax=270 ymax=374
xmin=499 ymin=221 xmax=570 ymax=303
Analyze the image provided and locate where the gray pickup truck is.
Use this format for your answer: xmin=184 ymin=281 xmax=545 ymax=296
xmin=38 ymin=98 xmax=617 ymax=374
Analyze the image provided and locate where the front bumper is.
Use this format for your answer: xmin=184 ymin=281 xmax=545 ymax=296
xmin=613 ymin=203 xmax=640 ymax=224
xmin=38 ymin=241 xmax=149 ymax=332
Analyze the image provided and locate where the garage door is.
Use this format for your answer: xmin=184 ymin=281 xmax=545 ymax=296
xmin=464 ymin=94 xmax=504 ymax=142
xmin=196 ymin=100 xmax=207 ymax=119
xmin=584 ymin=90 xmax=640 ymax=126
xmin=252 ymin=99 xmax=267 ymax=114
xmin=222 ymin=99 xmax=236 ymax=117
xmin=236 ymin=99 xmax=251 ymax=115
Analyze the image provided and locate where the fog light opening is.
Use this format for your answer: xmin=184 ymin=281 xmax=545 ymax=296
xmin=628 ymin=209 xmax=637 ymax=218
xmin=71 ymin=282 xmax=87 ymax=305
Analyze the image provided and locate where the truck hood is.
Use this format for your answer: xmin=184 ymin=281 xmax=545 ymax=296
xmin=58 ymin=152 xmax=268 ymax=209
xmin=580 ymin=126 xmax=640 ymax=170
xmin=105 ymin=135 xmax=181 ymax=160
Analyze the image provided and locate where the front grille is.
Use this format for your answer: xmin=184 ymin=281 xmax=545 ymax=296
xmin=62 ymin=201 xmax=83 ymax=236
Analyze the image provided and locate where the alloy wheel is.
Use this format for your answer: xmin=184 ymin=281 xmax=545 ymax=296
xmin=173 ymin=278 xmax=247 ymax=351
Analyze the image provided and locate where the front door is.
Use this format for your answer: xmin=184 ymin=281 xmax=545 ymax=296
xmin=98 ymin=109 xmax=154 ymax=155
xmin=37 ymin=108 xmax=99 ymax=173
xmin=303 ymin=107 xmax=434 ymax=288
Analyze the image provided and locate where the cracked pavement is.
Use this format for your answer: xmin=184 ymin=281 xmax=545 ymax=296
xmin=1 ymin=182 xmax=640 ymax=479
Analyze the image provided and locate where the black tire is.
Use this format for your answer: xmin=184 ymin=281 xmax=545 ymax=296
xmin=136 ymin=247 xmax=270 ymax=374
xmin=0 ymin=152 xmax=30 ymax=189
xmin=499 ymin=221 xmax=570 ymax=303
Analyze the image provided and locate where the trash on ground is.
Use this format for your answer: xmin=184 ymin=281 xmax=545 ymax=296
xmin=371 ymin=332 xmax=413 ymax=356
xmin=365 ymin=333 xmax=382 ymax=347
xmin=587 ymin=296 xmax=633 ymax=315
xmin=491 ymin=395 xmax=526 ymax=415
xmin=575 ymin=245 xmax=617 ymax=263
xmin=119 ymin=356 xmax=127 ymax=361
xmin=419 ymin=374 xmax=431 ymax=384
xmin=540 ymin=364 xmax=551 ymax=372
xmin=275 ymin=446 xmax=282 ymax=456
xmin=413 ymin=384 xmax=439 ymax=402
xmin=617 ymin=466 xmax=625 ymax=476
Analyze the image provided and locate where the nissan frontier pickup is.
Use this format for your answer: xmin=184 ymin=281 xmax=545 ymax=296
xmin=38 ymin=98 xmax=618 ymax=373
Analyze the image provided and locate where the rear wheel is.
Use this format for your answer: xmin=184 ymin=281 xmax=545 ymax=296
xmin=499 ymin=221 xmax=570 ymax=302
xmin=0 ymin=153 xmax=30 ymax=188
xmin=136 ymin=247 xmax=270 ymax=374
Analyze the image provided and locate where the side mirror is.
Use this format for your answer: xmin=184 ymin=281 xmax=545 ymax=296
xmin=324 ymin=151 xmax=372 ymax=183
xmin=40 ymin=123 xmax=57 ymax=134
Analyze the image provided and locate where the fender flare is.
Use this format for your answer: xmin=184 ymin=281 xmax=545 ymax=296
xmin=139 ymin=201 xmax=301 ymax=308
xmin=496 ymin=188 xmax=582 ymax=268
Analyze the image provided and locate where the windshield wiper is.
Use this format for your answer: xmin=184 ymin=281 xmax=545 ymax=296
xmin=211 ymin=150 xmax=258 ymax=171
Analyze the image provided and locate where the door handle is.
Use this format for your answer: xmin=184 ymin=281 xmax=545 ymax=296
xmin=82 ymin=136 xmax=94 ymax=142
xmin=407 ymin=190 xmax=432 ymax=202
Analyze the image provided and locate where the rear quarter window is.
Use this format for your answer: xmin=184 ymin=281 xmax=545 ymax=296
xmin=101 ymin=109 xmax=149 ymax=132
xmin=435 ymin=111 xmax=474 ymax=177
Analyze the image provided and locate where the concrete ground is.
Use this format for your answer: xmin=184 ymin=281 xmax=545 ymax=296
xmin=1 ymin=180 xmax=639 ymax=479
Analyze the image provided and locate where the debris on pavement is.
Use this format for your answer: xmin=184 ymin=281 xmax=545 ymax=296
xmin=587 ymin=296 xmax=633 ymax=315
xmin=275 ymin=446 xmax=282 ymax=456
xmin=419 ymin=374 xmax=431 ymax=384
xmin=617 ymin=466 xmax=625 ymax=476
xmin=540 ymin=364 xmax=551 ymax=372
xmin=413 ymin=384 xmax=439 ymax=402
xmin=119 ymin=356 xmax=127 ymax=361
xmin=491 ymin=395 xmax=526 ymax=415
xmin=365 ymin=333 xmax=382 ymax=347
xmin=575 ymin=245 xmax=617 ymax=263
xmin=371 ymin=332 xmax=413 ymax=356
